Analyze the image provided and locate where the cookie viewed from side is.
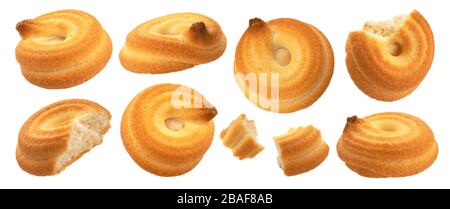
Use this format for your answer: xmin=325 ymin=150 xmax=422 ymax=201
xmin=120 ymin=13 xmax=227 ymax=74
xmin=15 ymin=10 xmax=112 ymax=89
xmin=337 ymin=112 xmax=438 ymax=178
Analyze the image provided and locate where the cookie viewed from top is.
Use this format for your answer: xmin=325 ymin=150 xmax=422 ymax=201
xmin=121 ymin=84 xmax=217 ymax=176
xmin=234 ymin=17 xmax=334 ymax=113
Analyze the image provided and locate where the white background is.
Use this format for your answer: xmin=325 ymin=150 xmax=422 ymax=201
xmin=0 ymin=0 xmax=448 ymax=189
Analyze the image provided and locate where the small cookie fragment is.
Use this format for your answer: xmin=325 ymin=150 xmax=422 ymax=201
xmin=220 ymin=114 xmax=263 ymax=160
xmin=274 ymin=125 xmax=329 ymax=176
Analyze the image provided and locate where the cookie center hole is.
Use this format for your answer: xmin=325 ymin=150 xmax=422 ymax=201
xmin=274 ymin=47 xmax=291 ymax=66
xmin=41 ymin=111 xmax=77 ymax=130
xmin=157 ymin=24 xmax=188 ymax=35
xmin=48 ymin=36 xmax=66 ymax=44
xmin=165 ymin=118 xmax=185 ymax=131
xmin=388 ymin=42 xmax=402 ymax=56
xmin=34 ymin=35 xmax=67 ymax=45
xmin=159 ymin=28 xmax=179 ymax=35
xmin=378 ymin=123 xmax=397 ymax=132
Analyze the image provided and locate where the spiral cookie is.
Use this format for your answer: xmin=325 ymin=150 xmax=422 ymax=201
xmin=234 ymin=18 xmax=334 ymax=113
xmin=274 ymin=126 xmax=329 ymax=176
xmin=337 ymin=112 xmax=438 ymax=178
xmin=15 ymin=10 xmax=112 ymax=89
xmin=121 ymin=84 xmax=217 ymax=176
xmin=220 ymin=114 xmax=264 ymax=160
xmin=17 ymin=99 xmax=111 ymax=176
xmin=120 ymin=13 xmax=227 ymax=74
xmin=346 ymin=10 xmax=434 ymax=101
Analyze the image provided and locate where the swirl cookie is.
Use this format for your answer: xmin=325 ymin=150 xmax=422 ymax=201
xmin=220 ymin=114 xmax=264 ymax=160
xmin=121 ymin=84 xmax=217 ymax=176
xmin=120 ymin=13 xmax=227 ymax=73
xmin=17 ymin=99 xmax=111 ymax=176
xmin=15 ymin=10 xmax=112 ymax=89
xmin=337 ymin=112 xmax=438 ymax=178
xmin=346 ymin=10 xmax=434 ymax=101
xmin=234 ymin=18 xmax=334 ymax=113
xmin=274 ymin=126 xmax=329 ymax=176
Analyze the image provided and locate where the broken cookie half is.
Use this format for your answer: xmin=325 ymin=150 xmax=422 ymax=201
xmin=17 ymin=99 xmax=111 ymax=176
